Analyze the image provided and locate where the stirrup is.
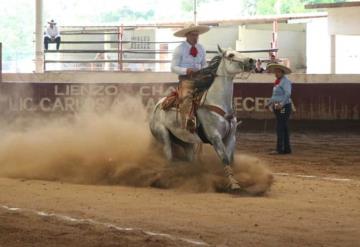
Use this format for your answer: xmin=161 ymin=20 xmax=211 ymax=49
xmin=185 ymin=117 xmax=196 ymax=133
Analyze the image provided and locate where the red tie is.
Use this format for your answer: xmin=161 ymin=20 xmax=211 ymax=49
xmin=274 ymin=78 xmax=281 ymax=86
xmin=190 ymin=45 xmax=198 ymax=57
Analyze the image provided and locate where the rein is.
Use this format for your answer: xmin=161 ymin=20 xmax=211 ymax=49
xmin=202 ymin=104 xmax=234 ymax=121
xmin=219 ymin=55 xmax=252 ymax=79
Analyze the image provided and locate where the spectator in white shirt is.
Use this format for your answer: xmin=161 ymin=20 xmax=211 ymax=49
xmin=44 ymin=20 xmax=61 ymax=50
xmin=171 ymin=23 xmax=210 ymax=132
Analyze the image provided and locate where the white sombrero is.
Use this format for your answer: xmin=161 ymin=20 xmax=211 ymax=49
xmin=48 ymin=20 xmax=57 ymax=25
xmin=266 ymin=63 xmax=292 ymax=74
xmin=174 ymin=23 xmax=210 ymax=37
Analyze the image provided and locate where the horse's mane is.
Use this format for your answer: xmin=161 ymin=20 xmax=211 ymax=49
xmin=198 ymin=55 xmax=222 ymax=76
xmin=192 ymin=55 xmax=222 ymax=89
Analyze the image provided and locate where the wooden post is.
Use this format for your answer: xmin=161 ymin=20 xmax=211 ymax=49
xmin=35 ymin=0 xmax=44 ymax=73
xmin=0 ymin=42 xmax=2 ymax=83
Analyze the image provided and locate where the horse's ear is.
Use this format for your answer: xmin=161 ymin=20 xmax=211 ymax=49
xmin=217 ymin=44 xmax=223 ymax=54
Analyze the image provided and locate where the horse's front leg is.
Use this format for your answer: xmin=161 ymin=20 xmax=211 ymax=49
xmin=210 ymin=133 xmax=240 ymax=191
xmin=210 ymin=133 xmax=231 ymax=165
xmin=223 ymin=118 xmax=237 ymax=164
xmin=197 ymin=110 xmax=241 ymax=190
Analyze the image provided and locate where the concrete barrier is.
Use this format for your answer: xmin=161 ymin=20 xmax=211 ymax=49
xmin=1 ymin=73 xmax=359 ymax=127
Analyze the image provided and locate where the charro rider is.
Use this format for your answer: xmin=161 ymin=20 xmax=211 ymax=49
xmin=171 ymin=23 xmax=210 ymax=132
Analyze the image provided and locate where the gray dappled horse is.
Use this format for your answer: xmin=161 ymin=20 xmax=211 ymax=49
xmin=149 ymin=46 xmax=255 ymax=191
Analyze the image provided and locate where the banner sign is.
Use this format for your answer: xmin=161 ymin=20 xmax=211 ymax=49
xmin=0 ymin=82 xmax=359 ymax=120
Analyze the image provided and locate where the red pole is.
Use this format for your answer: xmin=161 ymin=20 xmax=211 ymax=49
xmin=117 ymin=26 xmax=120 ymax=71
xmin=117 ymin=25 xmax=123 ymax=71
xmin=272 ymin=20 xmax=278 ymax=58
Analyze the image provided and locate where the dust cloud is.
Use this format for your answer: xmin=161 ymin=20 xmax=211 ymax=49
xmin=0 ymin=96 xmax=272 ymax=194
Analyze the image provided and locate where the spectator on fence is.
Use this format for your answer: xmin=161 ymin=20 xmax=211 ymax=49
xmin=91 ymin=52 xmax=112 ymax=71
xmin=266 ymin=53 xmax=279 ymax=66
xmin=254 ymin=59 xmax=265 ymax=73
xmin=44 ymin=20 xmax=61 ymax=50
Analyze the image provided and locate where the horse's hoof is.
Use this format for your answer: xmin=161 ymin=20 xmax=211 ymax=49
xmin=230 ymin=182 xmax=241 ymax=191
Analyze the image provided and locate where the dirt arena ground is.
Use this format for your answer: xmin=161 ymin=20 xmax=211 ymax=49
xmin=1 ymin=131 xmax=359 ymax=247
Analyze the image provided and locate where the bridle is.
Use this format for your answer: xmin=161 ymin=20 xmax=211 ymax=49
xmin=218 ymin=53 xmax=252 ymax=79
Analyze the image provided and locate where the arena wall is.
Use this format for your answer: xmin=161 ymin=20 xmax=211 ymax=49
xmin=1 ymin=73 xmax=359 ymax=125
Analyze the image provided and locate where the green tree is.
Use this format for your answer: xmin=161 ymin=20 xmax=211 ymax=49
xmin=100 ymin=7 xmax=155 ymax=23
xmin=0 ymin=0 xmax=34 ymax=61
xmin=180 ymin=0 xmax=222 ymax=13
xmin=254 ymin=0 xmax=345 ymax=15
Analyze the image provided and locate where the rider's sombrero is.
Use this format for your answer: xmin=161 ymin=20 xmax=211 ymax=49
xmin=266 ymin=63 xmax=292 ymax=74
xmin=174 ymin=23 xmax=210 ymax=37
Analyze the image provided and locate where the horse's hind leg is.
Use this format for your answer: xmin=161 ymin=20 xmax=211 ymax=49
xmin=155 ymin=125 xmax=173 ymax=161
xmin=181 ymin=142 xmax=195 ymax=162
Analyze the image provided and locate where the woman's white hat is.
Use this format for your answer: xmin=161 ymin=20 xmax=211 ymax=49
xmin=266 ymin=63 xmax=292 ymax=74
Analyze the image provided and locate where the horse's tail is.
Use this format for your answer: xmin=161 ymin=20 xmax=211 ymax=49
xmin=149 ymin=97 xmax=167 ymax=125
xmin=153 ymin=97 xmax=166 ymax=112
xmin=236 ymin=120 xmax=242 ymax=128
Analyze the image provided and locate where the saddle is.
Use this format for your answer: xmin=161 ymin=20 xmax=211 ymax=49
xmin=161 ymin=86 xmax=206 ymax=132
xmin=161 ymin=56 xmax=231 ymax=133
xmin=161 ymin=55 xmax=221 ymax=112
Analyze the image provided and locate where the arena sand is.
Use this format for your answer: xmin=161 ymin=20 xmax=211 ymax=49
xmin=0 ymin=96 xmax=272 ymax=194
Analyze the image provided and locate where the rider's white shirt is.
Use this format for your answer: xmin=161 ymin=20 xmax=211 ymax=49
xmin=171 ymin=41 xmax=207 ymax=75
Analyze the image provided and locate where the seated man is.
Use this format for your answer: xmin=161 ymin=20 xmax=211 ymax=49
xmin=266 ymin=53 xmax=282 ymax=73
xmin=254 ymin=59 xmax=265 ymax=73
xmin=92 ymin=52 xmax=112 ymax=71
xmin=171 ymin=23 xmax=210 ymax=131
xmin=44 ymin=20 xmax=61 ymax=50
xmin=267 ymin=53 xmax=280 ymax=65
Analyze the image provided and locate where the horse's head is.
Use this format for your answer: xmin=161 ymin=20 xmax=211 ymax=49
xmin=217 ymin=45 xmax=255 ymax=77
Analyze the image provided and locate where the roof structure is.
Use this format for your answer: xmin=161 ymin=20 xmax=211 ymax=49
xmin=305 ymin=1 xmax=360 ymax=9
xmin=198 ymin=12 xmax=327 ymax=26
xmin=60 ymin=13 xmax=328 ymax=30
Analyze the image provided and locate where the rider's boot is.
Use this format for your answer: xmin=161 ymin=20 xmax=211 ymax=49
xmin=179 ymin=79 xmax=196 ymax=132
